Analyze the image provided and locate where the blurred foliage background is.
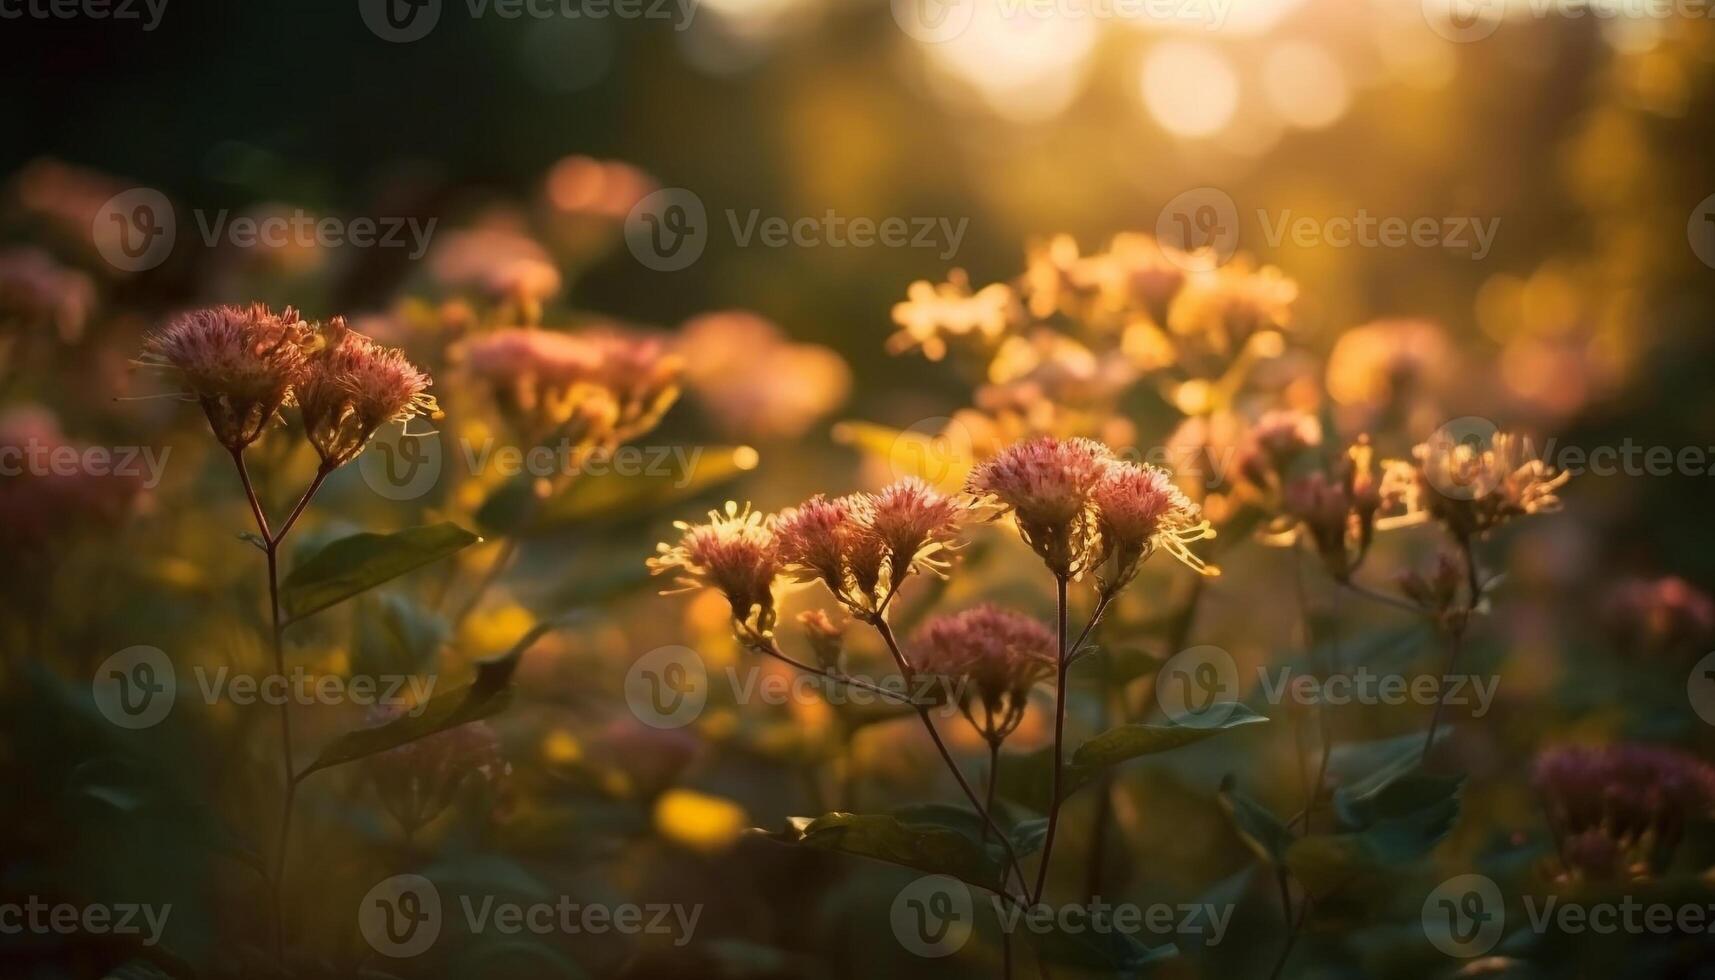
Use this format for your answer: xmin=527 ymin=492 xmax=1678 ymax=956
xmin=4 ymin=1 xmax=1715 ymax=978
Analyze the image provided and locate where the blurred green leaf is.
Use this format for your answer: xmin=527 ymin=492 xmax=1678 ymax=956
xmin=296 ymin=619 xmax=556 ymax=779
xmin=1288 ymin=770 xmax=1463 ymax=899
xmin=756 ymin=811 xmax=1009 ymax=890
xmin=281 ymin=523 xmax=479 ymax=622
xmin=1218 ymin=776 xmax=1294 ymax=866
xmin=999 ymin=707 xmax=1270 ymax=813
xmin=476 ymin=446 xmax=751 ymax=537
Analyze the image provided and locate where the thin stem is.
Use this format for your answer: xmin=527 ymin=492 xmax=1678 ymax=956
xmin=271 ymin=463 xmax=333 ymax=546
xmin=982 ymin=739 xmax=1001 ymax=845
xmin=1423 ymin=628 xmax=1462 ymax=763
xmin=228 ymin=449 xmax=330 ymax=959
xmin=750 ymin=638 xmax=920 ymax=705
xmin=871 ymin=616 xmax=1030 ymax=905
xmin=1032 ymin=574 xmax=1071 ymax=905
xmin=1266 ymin=868 xmax=1309 ymax=980
xmin=1424 ymin=538 xmax=1480 ymax=762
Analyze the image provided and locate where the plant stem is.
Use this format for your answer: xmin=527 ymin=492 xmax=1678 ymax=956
xmin=751 ymin=638 xmax=919 ymax=705
xmin=982 ymin=739 xmax=1001 ymax=844
xmin=1423 ymin=538 xmax=1480 ymax=762
xmin=871 ymin=616 xmax=1030 ymax=904
xmin=229 ymin=450 xmax=330 ymax=958
xmin=1032 ymin=574 xmax=1071 ymax=905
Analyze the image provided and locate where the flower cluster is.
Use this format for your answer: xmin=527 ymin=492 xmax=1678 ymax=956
xmin=1533 ymin=744 xmax=1715 ymax=883
xmin=654 ymin=478 xmax=964 ymax=639
xmin=454 ymin=326 xmax=681 ymax=450
xmin=1385 ymin=430 xmax=1569 ymax=541
xmin=142 ymin=304 xmax=436 ymax=462
xmin=884 ymin=237 xmax=1298 ymax=460
xmin=1277 ymin=438 xmax=1389 ymax=583
xmin=649 ymin=501 xmax=784 ymax=640
xmin=298 ymin=320 xmax=437 ymax=467
xmin=914 ymin=605 xmax=1054 ymax=744
xmin=966 ymin=435 xmax=1214 ymax=584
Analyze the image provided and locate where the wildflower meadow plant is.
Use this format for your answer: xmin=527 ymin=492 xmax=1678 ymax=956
xmin=137 ymin=303 xmax=514 ymax=957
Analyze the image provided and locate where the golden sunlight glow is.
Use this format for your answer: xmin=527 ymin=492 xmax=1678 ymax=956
xmin=1140 ymin=41 xmax=1239 ymax=138
xmin=1263 ymin=41 xmax=1350 ymax=130
xmin=924 ymin=1 xmax=1098 ymax=123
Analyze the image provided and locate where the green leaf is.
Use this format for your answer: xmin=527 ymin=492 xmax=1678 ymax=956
xmin=1287 ymin=770 xmax=1464 ymax=898
xmin=998 ymin=708 xmax=1270 ymax=813
xmin=281 ymin=523 xmax=479 ymax=621
xmin=476 ymin=446 xmax=752 ymax=537
xmin=296 ymin=619 xmax=557 ymax=779
xmin=1071 ymin=707 xmax=1270 ymax=768
xmin=1218 ymin=776 xmax=1295 ymax=866
xmin=755 ymin=811 xmax=1009 ymax=890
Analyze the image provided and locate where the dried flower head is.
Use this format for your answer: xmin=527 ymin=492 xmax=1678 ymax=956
xmin=1280 ymin=438 xmax=1385 ymax=582
xmin=298 ymin=321 xmax=437 ymax=467
xmin=1533 ymin=744 xmax=1715 ymax=882
xmin=1388 ymin=430 xmax=1569 ymax=540
xmin=142 ymin=304 xmax=311 ymax=451
xmin=915 ymin=605 xmax=1054 ymax=743
xmin=866 ymin=477 xmax=963 ymax=579
xmin=1092 ymin=458 xmax=1216 ymax=588
xmin=367 ymin=715 xmax=507 ymax=838
xmin=776 ymin=480 xmax=961 ymax=616
xmin=650 ymin=502 xmax=783 ymax=639
xmin=966 ymin=435 xmax=1112 ymax=578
